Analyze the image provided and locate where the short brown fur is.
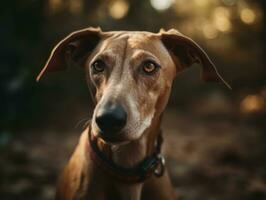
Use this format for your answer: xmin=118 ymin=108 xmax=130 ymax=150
xmin=37 ymin=27 xmax=230 ymax=200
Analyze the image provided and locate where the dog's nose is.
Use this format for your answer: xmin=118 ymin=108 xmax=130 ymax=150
xmin=95 ymin=103 xmax=127 ymax=135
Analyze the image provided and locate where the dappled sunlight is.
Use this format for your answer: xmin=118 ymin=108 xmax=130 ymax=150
xmin=1 ymin=0 xmax=265 ymax=199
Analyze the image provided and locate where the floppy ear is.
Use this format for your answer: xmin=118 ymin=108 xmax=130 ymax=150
xmin=36 ymin=27 xmax=102 ymax=81
xmin=160 ymin=29 xmax=231 ymax=89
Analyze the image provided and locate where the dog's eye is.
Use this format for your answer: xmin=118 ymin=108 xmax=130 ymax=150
xmin=91 ymin=59 xmax=106 ymax=73
xmin=141 ymin=61 xmax=160 ymax=75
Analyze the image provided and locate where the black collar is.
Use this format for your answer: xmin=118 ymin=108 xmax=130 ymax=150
xmin=87 ymin=127 xmax=165 ymax=183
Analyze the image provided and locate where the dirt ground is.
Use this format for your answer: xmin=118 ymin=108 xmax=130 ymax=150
xmin=1 ymin=106 xmax=266 ymax=200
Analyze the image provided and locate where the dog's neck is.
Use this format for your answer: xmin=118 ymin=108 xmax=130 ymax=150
xmin=92 ymin=115 xmax=163 ymax=199
xmin=98 ymin=114 xmax=162 ymax=168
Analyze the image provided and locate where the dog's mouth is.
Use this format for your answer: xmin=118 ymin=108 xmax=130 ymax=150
xmin=98 ymin=130 xmax=129 ymax=144
xmin=91 ymin=123 xmax=130 ymax=145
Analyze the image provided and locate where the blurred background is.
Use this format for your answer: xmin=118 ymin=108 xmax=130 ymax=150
xmin=0 ymin=0 xmax=265 ymax=199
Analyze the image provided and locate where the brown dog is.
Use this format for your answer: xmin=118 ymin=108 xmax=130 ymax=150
xmin=37 ymin=27 xmax=230 ymax=200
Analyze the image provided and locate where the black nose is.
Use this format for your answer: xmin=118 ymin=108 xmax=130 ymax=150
xmin=95 ymin=103 xmax=127 ymax=135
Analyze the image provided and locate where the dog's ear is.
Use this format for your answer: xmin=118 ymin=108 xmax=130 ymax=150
xmin=160 ymin=29 xmax=231 ymax=89
xmin=36 ymin=27 xmax=102 ymax=81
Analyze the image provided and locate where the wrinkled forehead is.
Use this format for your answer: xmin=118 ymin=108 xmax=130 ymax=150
xmin=97 ymin=32 xmax=169 ymax=61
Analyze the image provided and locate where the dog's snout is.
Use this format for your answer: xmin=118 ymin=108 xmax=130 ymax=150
xmin=95 ymin=103 xmax=127 ymax=136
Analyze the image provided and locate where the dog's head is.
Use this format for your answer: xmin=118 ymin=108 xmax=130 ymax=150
xmin=38 ymin=27 xmax=230 ymax=144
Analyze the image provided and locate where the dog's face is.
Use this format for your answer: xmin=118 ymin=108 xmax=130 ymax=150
xmin=37 ymin=28 xmax=230 ymax=144
xmin=87 ymin=32 xmax=176 ymax=143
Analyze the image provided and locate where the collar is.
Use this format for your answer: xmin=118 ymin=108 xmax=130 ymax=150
xmin=87 ymin=127 xmax=165 ymax=183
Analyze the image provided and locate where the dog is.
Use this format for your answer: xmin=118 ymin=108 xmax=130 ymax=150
xmin=37 ymin=27 xmax=230 ymax=200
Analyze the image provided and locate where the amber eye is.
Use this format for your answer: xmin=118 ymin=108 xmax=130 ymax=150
xmin=142 ymin=61 xmax=159 ymax=75
xmin=91 ymin=59 xmax=106 ymax=73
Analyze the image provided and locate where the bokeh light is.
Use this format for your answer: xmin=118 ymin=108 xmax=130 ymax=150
xmin=202 ymin=23 xmax=218 ymax=39
xmin=214 ymin=6 xmax=231 ymax=19
xmin=240 ymin=95 xmax=265 ymax=113
xmin=49 ymin=0 xmax=63 ymax=12
xmin=1 ymin=1 xmax=266 ymax=200
xmin=194 ymin=0 xmax=210 ymax=7
xmin=150 ymin=0 xmax=173 ymax=11
xmin=214 ymin=17 xmax=231 ymax=33
xmin=69 ymin=0 xmax=83 ymax=14
xmin=222 ymin=0 xmax=237 ymax=6
xmin=240 ymin=8 xmax=256 ymax=24
xmin=213 ymin=6 xmax=232 ymax=33
xmin=108 ymin=0 xmax=129 ymax=19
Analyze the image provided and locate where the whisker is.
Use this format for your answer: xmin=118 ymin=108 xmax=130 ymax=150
xmin=75 ymin=117 xmax=91 ymax=129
